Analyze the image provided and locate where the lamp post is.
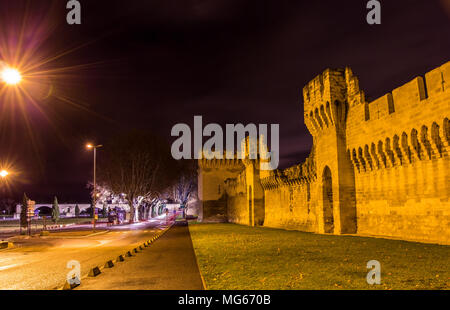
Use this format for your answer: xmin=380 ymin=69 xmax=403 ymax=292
xmin=87 ymin=144 xmax=103 ymax=231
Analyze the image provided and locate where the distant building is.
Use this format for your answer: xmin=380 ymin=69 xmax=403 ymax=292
xmin=14 ymin=203 xmax=130 ymax=218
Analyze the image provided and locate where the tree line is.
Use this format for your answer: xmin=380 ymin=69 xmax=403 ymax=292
xmin=97 ymin=129 xmax=196 ymax=223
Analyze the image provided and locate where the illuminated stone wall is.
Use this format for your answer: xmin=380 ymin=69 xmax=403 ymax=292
xmin=344 ymin=62 xmax=450 ymax=243
xmin=259 ymin=153 xmax=318 ymax=232
xmin=197 ymin=158 xmax=243 ymax=222
xmin=198 ymin=61 xmax=450 ymax=244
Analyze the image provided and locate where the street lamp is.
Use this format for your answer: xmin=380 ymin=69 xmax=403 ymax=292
xmin=0 ymin=170 xmax=9 ymax=178
xmin=86 ymin=143 xmax=103 ymax=231
xmin=1 ymin=67 xmax=22 ymax=85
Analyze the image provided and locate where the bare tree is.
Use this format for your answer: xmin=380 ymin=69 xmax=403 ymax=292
xmin=166 ymin=160 xmax=197 ymax=214
xmin=98 ymin=130 xmax=177 ymax=223
xmin=0 ymin=198 xmax=16 ymax=215
xmin=86 ymin=182 xmax=127 ymax=205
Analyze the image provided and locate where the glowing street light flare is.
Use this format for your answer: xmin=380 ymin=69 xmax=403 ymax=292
xmin=0 ymin=170 xmax=9 ymax=178
xmin=86 ymin=143 xmax=102 ymax=149
xmin=1 ymin=68 xmax=22 ymax=85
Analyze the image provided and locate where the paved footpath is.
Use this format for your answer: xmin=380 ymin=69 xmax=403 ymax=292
xmin=77 ymin=221 xmax=204 ymax=290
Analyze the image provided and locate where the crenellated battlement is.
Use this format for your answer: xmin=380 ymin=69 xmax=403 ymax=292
xmin=260 ymin=150 xmax=316 ymax=190
xmin=303 ymin=61 xmax=449 ymax=138
xmin=198 ymin=149 xmax=246 ymax=170
xmin=198 ymin=156 xmax=244 ymax=170
xmin=199 ymin=61 xmax=450 ymax=243
xmin=345 ymin=61 xmax=450 ymax=173
xmin=351 ymin=61 xmax=449 ymax=124
xmin=303 ymin=66 xmax=366 ymax=110
xmin=283 ymin=152 xmax=316 ymax=184
xmin=303 ymin=67 xmax=366 ymax=136
xmin=198 ymin=135 xmax=270 ymax=170
xmin=303 ymin=68 xmax=346 ymax=111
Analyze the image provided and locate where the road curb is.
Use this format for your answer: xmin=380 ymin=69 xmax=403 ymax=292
xmin=0 ymin=241 xmax=13 ymax=250
xmin=188 ymin=222 xmax=208 ymax=290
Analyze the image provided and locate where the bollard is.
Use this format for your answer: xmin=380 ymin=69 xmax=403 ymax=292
xmin=105 ymin=260 xmax=114 ymax=268
xmin=63 ymin=278 xmax=80 ymax=290
xmin=88 ymin=266 xmax=101 ymax=277
xmin=116 ymin=255 xmax=125 ymax=262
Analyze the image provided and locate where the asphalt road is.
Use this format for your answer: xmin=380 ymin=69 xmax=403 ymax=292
xmin=0 ymin=219 xmax=168 ymax=290
xmin=77 ymin=221 xmax=204 ymax=290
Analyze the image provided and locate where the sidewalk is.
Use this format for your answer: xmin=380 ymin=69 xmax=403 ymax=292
xmin=76 ymin=221 xmax=204 ymax=290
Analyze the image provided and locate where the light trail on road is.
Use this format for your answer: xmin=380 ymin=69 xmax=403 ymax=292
xmin=0 ymin=220 xmax=167 ymax=289
xmin=0 ymin=264 xmax=18 ymax=271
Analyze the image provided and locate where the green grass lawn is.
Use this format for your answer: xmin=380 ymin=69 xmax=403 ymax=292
xmin=189 ymin=223 xmax=450 ymax=290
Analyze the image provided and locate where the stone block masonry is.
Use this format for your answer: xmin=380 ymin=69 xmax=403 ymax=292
xmin=198 ymin=61 xmax=450 ymax=244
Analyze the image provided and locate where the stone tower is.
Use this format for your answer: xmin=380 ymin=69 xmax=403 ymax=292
xmin=198 ymin=136 xmax=266 ymax=224
xmin=198 ymin=61 xmax=450 ymax=244
xmin=198 ymin=156 xmax=243 ymax=222
xmin=303 ymin=68 xmax=360 ymax=234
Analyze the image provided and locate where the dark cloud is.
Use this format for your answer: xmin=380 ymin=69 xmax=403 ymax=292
xmin=0 ymin=0 xmax=448 ymax=202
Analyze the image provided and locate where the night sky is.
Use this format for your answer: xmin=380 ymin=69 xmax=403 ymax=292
xmin=0 ymin=0 xmax=449 ymax=203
